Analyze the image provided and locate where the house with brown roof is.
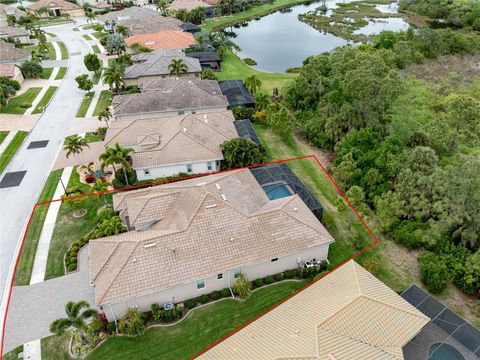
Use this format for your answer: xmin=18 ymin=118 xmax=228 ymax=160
xmin=97 ymin=6 xmax=160 ymax=26
xmin=104 ymin=111 xmax=237 ymax=179
xmin=124 ymin=49 xmax=202 ymax=85
xmin=125 ymin=30 xmax=196 ymax=52
xmin=199 ymin=259 xmax=430 ymax=360
xmin=0 ymin=42 xmax=30 ymax=64
xmin=0 ymin=4 xmax=26 ymax=27
xmin=27 ymin=0 xmax=84 ymax=18
xmin=120 ymin=16 xmax=183 ymax=36
xmin=89 ymin=169 xmax=334 ymax=321
xmin=168 ymin=0 xmax=216 ymax=17
xmin=0 ymin=63 xmax=23 ymax=83
xmin=0 ymin=25 xmax=31 ymax=44
xmin=112 ymin=78 xmax=229 ymax=120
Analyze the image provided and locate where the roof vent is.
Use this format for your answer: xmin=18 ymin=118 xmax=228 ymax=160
xmin=205 ymin=204 xmax=217 ymax=209
xmin=132 ymin=258 xmax=136 ymax=262
xmin=215 ymin=183 xmax=221 ymax=190
xmin=149 ymin=155 xmax=152 ymax=159
xmin=144 ymin=243 xmax=156 ymax=248
xmin=221 ymin=194 xmax=227 ymax=201
xmin=204 ymin=114 xmax=208 ymax=123
xmin=183 ymin=127 xmax=187 ymax=132
xmin=293 ymin=207 xmax=298 ymax=212
xmin=230 ymin=238 xmax=234 ymax=242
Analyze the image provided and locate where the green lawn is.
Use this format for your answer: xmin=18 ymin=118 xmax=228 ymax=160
xmin=0 ymin=87 xmax=42 ymax=114
xmin=58 ymin=41 xmax=68 ymax=60
xmin=34 ymin=18 xmax=73 ymax=26
xmin=0 ymin=131 xmax=28 ymax=173
xmin=46 ymin=32 xmax=56 ymax=37
xmin=14 ymin=169 xmax=63 ymax=285
xmin=3 ymin=345 xmax=23 ymax=360
xmin=92 ymin=69 xmax=102 ymax=85
xmin=47 ymin=42 xmax=56 ymax=60
xmin=91 ymin=31 xmax=106 ymax=40
xmin=92 ymin=90 xmax=113 ymax=116
xmin=64 ymin=130 xmax=105 ymax=144
xmin=41 ymin=67 xmax=54 ymax=80
xmin=0 ymin=131 xmax=8 ymax=144
xmin=55 ymin=67 xmax=67 ymax=80
xmin=32 ymin=86 xmax=57 ymax=114
xmin=76 ymin=92 xmax=94 ymax=118
xmin=82 ymin=34 xmax=93 ymax=41
xmin=92 ymin=45 xmax=101 ymax=54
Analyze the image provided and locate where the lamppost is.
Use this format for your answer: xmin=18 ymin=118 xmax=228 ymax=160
xmin=59 ymin=175 xmax=67 ymax=194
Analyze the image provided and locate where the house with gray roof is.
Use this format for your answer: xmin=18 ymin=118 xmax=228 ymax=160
xmin=0 ymin=4 xmax=26 ymax=27
xmin=120 ymin=15 xmax=183 ymax=36
xmin=112 ymin=78 xmax=229 ymax=120
xmin=97 ymin=7 xmax=161 ymax=28
xmin=89 ymin=168 xmax=334 ymax=321
xmin=124 ymin=49 xmax=202 ymax=85
xmin=0 ymin=42 xmax=30 ymax=64
xmin=0 ymin=25 xmax=31 ymax=44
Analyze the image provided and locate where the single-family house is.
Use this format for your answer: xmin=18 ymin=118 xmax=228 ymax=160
xmin=27 ymin=0 xmax=84 ymax=18
xmin=0 ymin=4 xmax=26 ymax=27
xmin=112 ymin=78 xmax=229 ymax=120
xmin=120 ymin=15 xmax=183 ymax=36
xmin=86 ymin=1 xmax=112 ymax=13
xmin=219 ymin=80 xmax=256 ymax=109
xmin=186 ymin=50 xmax=221 ymax=71
xmin=168 ymin=0 xmax=216 ymax=17
xmin=0 ymin=25 xmax=31 ymax=44
xmin=0 ymin=63 xmax=24 ymax=83
xmin=89 ymin=168 xmax=335 ymax=321
xmin=124 ymin=49 xmax=202 ymax=85
xmin=0 ymin=42 xmax=30 ymax=65
xmin=180 ymin=22 xmax=201 ymax=34
xmin=125 ymin=30 xmax=196 ymax=52
xmin=104 ymin=110 xmax=237 ymax=179
xmin=198 ymin=260 xmax=431 ymax=360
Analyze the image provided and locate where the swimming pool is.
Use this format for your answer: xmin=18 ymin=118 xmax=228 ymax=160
xmin=263 ymin=183 xmax=293 ymax=200
xmin=429 ymin=343 xmax=465 ymax=360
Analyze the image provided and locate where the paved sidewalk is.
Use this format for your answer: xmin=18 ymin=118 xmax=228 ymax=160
xmin=52 ymin=41 xmax=61 ymax=61
xmin=24 ymin=87 xmax=49 ymax=116
xmin=0 ymin=131 xmax=18 ymax=155
xmin=66 ymin=117 xmax=103 ymax=136
xmin=49 ymin=67 xmax=60 ymax=81
xmin=41 ymin=59 xmax=68 ymax=68
xmin=23 ymin=340 xmax=41 ymax=360
xmin=0 ymin=114 xmax=39 ymax=132
xmin=30 ymin=166 xmax=73 ymax=285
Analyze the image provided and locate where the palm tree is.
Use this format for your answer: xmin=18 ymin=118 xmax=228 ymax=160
xmin=97 ymin=108 xmax=112 ymax=128
xmin=99 ymin=142 xmax=134 ymax=185
xmin=255 ymin=92 xmax=270 ymax=109
xmin=115 ymin=25 xmax=129 ymax=38
xmin=49 ymin=301 xmax=98 ymax=339
xmin=168 ymin=59 xmax=188 ymax=77
xmin=103 ymin=62 xmax=125 ymax=93
xmin=155 ymin=0 xmax=169 ymax=16
xmin=95 ymin=216 xmax=126 ymax=237
xmin=64 ymin=135 xmax=90 ymax=164
xmin=91 ymin=179 xmax=111 ymax=207
xmin=244 ymin=74 xmax=261 ymax=96
xmin=85 ymin=11 xmax=96 ymax=24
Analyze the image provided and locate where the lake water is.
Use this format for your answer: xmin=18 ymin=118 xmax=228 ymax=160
xmin=230 ymin=0 xmax=409 ymax=73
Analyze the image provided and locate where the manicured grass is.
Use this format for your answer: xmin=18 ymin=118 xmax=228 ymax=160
xmin=92 ymin=45 xmax=101 ymax=54
xmin=45 ymin=167 xmax=111 ymax=280
xmin=64 ymin=130 xmax=105 ymax=144
xmin=47 ymin=42 xmax=56 ymax=60
xmin=32 ymin=86 xmax=57 ymax=114
xmin=92 ymin=69 xmax=102 ymax=85
xmin=0 ymin=131 xmax=28 ymax=173
xmin=14 ymin=169 xmax=62 ymax=285
xmin=82 ymin=34 xmax=93 ymax=41
xmin=34 ymin=18 xmax=73 ymax=26
xmin=0 ymin=87 xmax=42 ymax=114
xmin=41 ymin=332 xmax=71 ymax=360
xmin=91 ymin=31 xmax=106 ymax=39
xmin=55 ymin=67 xmax=67 ymax=80
xmin=0 ymin=131 xmax=8 ymax=144
xmin=76 ymin=92 xmax=94 ymax=118
xmin=58 ymin=41 xmax=68 ymax=60
xmin=41 ymin=67 xmax=54 ymax=80
xmin=3 ymin=345 xmax=23 ymax=360
xmin=92 ymin=90 xmax=112 ymax=116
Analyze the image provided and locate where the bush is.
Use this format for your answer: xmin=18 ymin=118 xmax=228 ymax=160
xmin=184 ymin=298 xmax=197 ymax=309
xmin=273 ymin=273 xmax=284 ymax=282
xmin=362 ymin=257 xmax=380 ymax=275
xmin=418 ymin=252 xmax=448 ymax=294
xmin=158 ymin=306 xmax=182 ymax=322
xmin=284 ymin=269 xmax=297 ymax=279
xmin=151 ymin=303 xmax=161 ymax=320
xmin=301 ymin=266 xmax=318 ymax=279
xmin=220 ymin=288 xmax=231 ymax=298
xmin=118 ymin=309 xmax=145 ymax=336
xmin=211 ymin=291 xmax=221 ymax=301
xmin=20 ymin=102 xmax=32 ymax=109
xmin=92 ymin=24 xmax=104 ymax=32
xmin=90 ymin=317 xmax=104 ymax=332
xmin=253 ymin=278 xmax=263 ymax=288
xmin=85 ymin=175 xmax=96 ymax=183
xmin=232 ymin=274 xmax=252 ymax=299
xmin=67 ymin=263 xmax=76 ymax=272
xmin=232 ymin=106 xmax=255 ymax=120
xmin=243 ymin=57 xmax=257 ymax=65
xmin=106 ymin=322 xmax=116 ymax=334
xmin=198 ymin=294 xmax=209 ymax=304
xmin=263 ymin=275 xmax=274 ymax=284
xmin=20 ymin=60 xmax=43 ymax=78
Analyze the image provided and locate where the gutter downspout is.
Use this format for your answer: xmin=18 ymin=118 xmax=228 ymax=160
xmin=227 ymin=270 xmax=234 ymax=298
xmin=107 ymin=303 xmax=118 ymax=334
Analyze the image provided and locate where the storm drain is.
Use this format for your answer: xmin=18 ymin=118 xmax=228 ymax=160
xmin=0 ymin=171 xmax=27 ymax=188
xmin=28 ymin=140 xmax=49 ymax=149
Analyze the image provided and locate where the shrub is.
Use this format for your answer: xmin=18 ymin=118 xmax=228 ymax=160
xmin=211 ymin=291 xmax=221 ymax=301
xmin=118 ymin=309 xmax=145 ymax=336
xmin=232 ymin=106 xmax=255 ymax=120
xmin=273 ymin=273 xmax=284 ymax=282
xmin=418 ymin=252 xmax=448 ymax=294
xmin=232 ymin=274 xmax=252 ymax=299
xmin=184 ymin=298 xmax=197 ymax=309
xmin=67 ymin=263 xmax=76 ymax=272
xmin=85 ymin=175 xmax=96 ymax=183
xmin=92 ymin=24 xmax=104 ymax=32
xmin=151 ymin=303 xmax=161 ymax=320
xmin=362 ymin=257 xmax=380 ymax=275
xmin=198 ymin=294 xmax=209 ymax=304
xmin=284 ymin=269 xmax=297 ymax=279
xmin=157 ymin=306 xmax=182 ymax=322
xmin=20 ymin=60 xmax=43 ymax=78
xmin=90 ymin=317 xmax=104 ymax=332
xmin=263 ymin=275 xmax=273 ymax=284
xmin=20 ymin=102 xmax=32 ymax=109
xmin=220 ymin=288 xmax=231 ymax=298
xmin=70 ymin=245 xmax=79 ymax=253
xmin=243 ymin=57 xmax=257 ymax=65
xmin=301 ymin=266 xmax=318 ymax=279
xmin=106 ymin=322 xmax=116 ymax=334
xmin=253 ymin=278 xmax=263 ymax=288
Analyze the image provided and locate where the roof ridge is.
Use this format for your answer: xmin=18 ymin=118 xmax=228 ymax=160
xmin=113 ymin=93 xmax=140 ymax=114
xmin=360 ymin=293 xmax=430 ymax=322
xmin=181 ymin=125 xmax=224 ymax=157
xmin=192 ymin=113 xmax=235 ymax=140
xmin=91 ymin=242 xmax=121 ymax=283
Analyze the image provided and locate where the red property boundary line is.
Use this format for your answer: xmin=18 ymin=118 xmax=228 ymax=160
xmin=0 ymin=155 xmax=380 ymax=357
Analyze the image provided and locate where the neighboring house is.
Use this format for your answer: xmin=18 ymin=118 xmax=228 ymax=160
xmin=125 ymin=30 xmax=196 ymax=52
xmin=89 ymin=168 xmax=335 ymax=321
xmin=180 ymin=22 xmax=201 ymax=34
xmin=120 ymin=15 xmax=183 ymax=36
xmin=0 ymin=26 xmax=31 ymax=44
xmin=0 ymin=4 xmax=26 ymax=27
xmin=219 ymin=80 xmax=256 ymax=109
xmin=112 ymin=78 xmax=229 ymax=120
xmin=186 ymin=50 xmax=221 ymax=70
xmin=97 ymin=7 xmax=161 ymax=28
xmin=27 ymin=0 xmax=84 ymax=18
xmin=0 ymin=63 xmax=24 ymax=83
xmin=104 ymin=110 xmax=238 ymax=179
xmin=86 ymin=1 xmax=112 ymax=13
xmin=198 ymin=260 xmax=430 ymax=360
xmin=168 ymin=0 xmax=216 ymax=17
xmin=125 ymin=49 xmax=202 ymax=85
xmin=0 ymin=42 xmax=30 ymax=65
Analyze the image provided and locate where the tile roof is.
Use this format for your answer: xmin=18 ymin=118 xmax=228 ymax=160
xmin=0 ymin=4 xmax=26 ymax=19
xmin=199 ymin=260 xmax=430 ymax=360
xmin=125 ymin=30 xmax=195 ymax=51
xmin=90 ymin=169 xmax=335 ymax=305
xmin=97 ymin=7 xmax=159 ymax=23
xmin=121 ymin=15 xmax=183 ymax=35
xmin=124 ymin=49 xmax=201 ymax=79
xmin=0 ymin=63 xmax=16 ymax=77
xmin=0 ymin=42 xmax=30 ymax=63
xmin=0 ymin=25 xmax=29 ymax=37
xmin=169 ymin=0 xmax=210 ymax=11
xmin=104 ymin=111 xmax=238 ymax=167
xmin=112 ymin=78 xmax=228 ymax=116
xmin=27 ymin=0 xmax=81 ymax=11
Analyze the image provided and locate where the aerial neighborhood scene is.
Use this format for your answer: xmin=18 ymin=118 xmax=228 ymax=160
xmin=0 ymin=0 xmax=479 ymax=358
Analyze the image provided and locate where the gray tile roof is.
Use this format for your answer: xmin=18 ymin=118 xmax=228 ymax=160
xmin=97 ymin=7 xmax=160 ymax=23
xmin=0 ymin=25 xmax=29 ymax=37
xmin=0 ymin=42 xmax=30 ymax=63
xmin=121 ymin=15 xmax=183 ymax=35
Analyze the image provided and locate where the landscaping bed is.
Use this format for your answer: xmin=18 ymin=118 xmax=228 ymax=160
xmin=58 ymin=42 xmax=68 ymax=60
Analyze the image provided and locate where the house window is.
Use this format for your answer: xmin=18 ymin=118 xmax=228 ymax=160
xmin=187 ymin=164 xmax=192 ymax=173
xmin=196 ymin=279 xmax=205 ymax=290
xmin=233 ymin=268 xmax=241 ymax=279
xmin=271 ymin=258 xmax=278 ymax=262
xmin=207 ymin=162 xmax=213 ymax=171
xmin=178 ymin=111 xmax=185 ymax=115
xmin=144 ymin=169 xmax=150 ymax=176
xmin=217 ymin=273 xmax=223 ymax=280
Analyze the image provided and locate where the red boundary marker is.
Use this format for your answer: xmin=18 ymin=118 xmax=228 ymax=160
xmin=0 ymin=155 xmax=380 ymax=358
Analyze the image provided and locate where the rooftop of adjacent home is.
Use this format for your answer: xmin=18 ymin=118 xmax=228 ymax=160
xmin=97 ymin=6 xmax=159 ymax=23
xmin=119 ymin=15 xmax=183 ymax=35
xmin=0 ymin=25 xmax=29 ymax=37
xmin=125 ymin=30 xmax=196 ymax=51
xmin=198 ymin=260 xmax=431 ymax=360
xmin=89 ymin=169 xmax=334 ymax=305
xmin=0 ymin=42 xmax=30 ymax=63
xmin=27 ymin=0 xmax=81 ymax=11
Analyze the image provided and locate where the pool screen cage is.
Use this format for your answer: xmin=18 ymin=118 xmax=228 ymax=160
xmin=234 ymin=119 xmax=262 ymax=148
xmin=250 ymin=163 xmax=324 ymax=221
xmin=401 ymin=285 xmax=480 ymax=360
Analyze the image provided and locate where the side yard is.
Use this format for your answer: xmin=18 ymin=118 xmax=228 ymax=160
xmin=0 ymin=131 xmax=29 ymax=173
xmin=0 ymin=88 xmax=42 ymax=115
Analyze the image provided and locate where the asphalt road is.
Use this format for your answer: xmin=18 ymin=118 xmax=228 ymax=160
xmin=0 ymin=20 xmax=92 ymax=344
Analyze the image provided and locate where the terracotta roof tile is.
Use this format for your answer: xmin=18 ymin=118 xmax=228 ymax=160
xmin=125 ymin=30 xmax=195 ymax=51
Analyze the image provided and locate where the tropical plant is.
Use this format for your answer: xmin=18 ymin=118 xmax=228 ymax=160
xmin=94 ymin=216 xmax=126 ymax=237
xmin=200 ymin=69 xmax=216 ymax=80
xmin=20 ymin=59 xmax=43 ymax=78
xmin=83 ymin=53 xmax=101 ymax=72
xmin=85 ymin=11 xmax=96 ymax=24
xmin=91 ymin=179 xmax=112 ymax=207
xmin=64 ymin=135 xmax=90 ymax=164
xmin=75 ymin=74 xmax=94 ymax=94
xmin=254 ymin=92 xmax=270 ymax=109
xmin=220 ymin=138 xmax=262 ymax=170
xmin=232 ymin=274 xmax=252 ymax=299
xmin=115 ymin=24 xmax=129 ymax=38
xmin=105 ymin=33 xmax=125 ymax=55
xmin=155 ymin=0 xmax=169 ymax=16
xmin=244 ymin=74 xmax=261 ymax=95
xmin=118 ymin=309 xmax=145 ymax=336
xmin=103 ymin=62 xmax=125 ymax=93
xmin=97 ymin=108 xmax=112 ymax=127
xmin=99 ymin=142 xmax=133 ymax=185
xmin=49 ymin=301 xmax=98 ymax=340
xmin=168 ymin=58 xmax=189 ymax=76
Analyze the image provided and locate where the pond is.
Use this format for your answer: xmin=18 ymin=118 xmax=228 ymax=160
xmin=229 ymin=0 xmax=409 ymax=73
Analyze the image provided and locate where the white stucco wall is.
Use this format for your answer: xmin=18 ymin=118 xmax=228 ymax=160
xmin=101 ymin=243 xmax=331 ymax=321
xmin=135 ymin=160 xmax=220 ymax=180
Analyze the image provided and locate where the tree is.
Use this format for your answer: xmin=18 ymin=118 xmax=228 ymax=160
xmin=97 ymin=108 xmax=112 ymax=128
xmin=49 ymin=301 xmax=98 ymax=339
xmin=99 ymin=142 xmax=134 ymax=185
xmin=20 ymin=60 xmax=43 ymax=78
xmin=0 ymin=77 xmax=20 ymax=108
xmin=200 ymin=69 xmax=216 ymax=80
xmin=75 ymin=74 xmax=93 ymax=94
xmin=85 ymin=11 xmax=96 ymax=24
xmin=244 ymin=74 xmax=261 ymax=95
xmin=64 ymin=135 xmax=90 ymax=164
xmin=83 ymin=53 xmax=101 ymax=72
xmin=254 ymin=92 xmax=270 ymax=110
xmin=334 ymin=152 xmax=361 ymax=190
xmin=105 ymin=33 xmax=125 ymax=55
xmin=266 ymin=104 xmax=294 ymax=139
xmin=168 ymin=58 xmax=188 ymax=76
xmin=115 ymin=25 xmax=129 ymax=38
xmin=454 ymin=251 xmax=480 ymax=296
xmin=232 ymin=274 xmax=252 ymax=299
xmin=220 ymin=138 xmax=262 ymax=170
xmin=418 ymin=252 xmax=448 ymax=294
xmin=103 ymin=62 xmax=125 ymax=93
xmin=444 ymin=93 xmax=480 ymax=151
xmin=118 ymin=309 xmax=145 ymax=336
xmin=91 ymin=179 xmax=111 ymax=207
xmin=155 ymin=0 xmax=169 ymax=16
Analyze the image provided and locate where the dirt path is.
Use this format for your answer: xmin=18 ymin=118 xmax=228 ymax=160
xmin=294 ymin=133 xmax=334 ymax=167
